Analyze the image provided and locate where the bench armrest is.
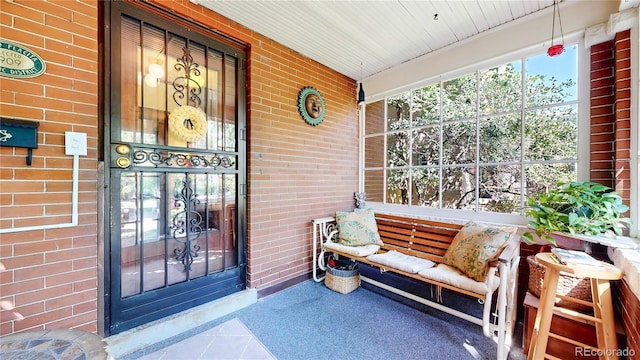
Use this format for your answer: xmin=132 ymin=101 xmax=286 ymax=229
xmin=496 ymin=234 xmax=520 ymax=264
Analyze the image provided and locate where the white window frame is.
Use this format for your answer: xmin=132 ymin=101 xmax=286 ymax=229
xmin=360 ymin=35 xmax=589 ymax=227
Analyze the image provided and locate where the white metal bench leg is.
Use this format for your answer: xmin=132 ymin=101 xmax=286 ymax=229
xmin=312 ymin=218 xmax=328 ymax=282
xmin=482 ymin=267 xmax=497 ymax=337
xmin=496 ymin=261 xmax=509 ymax=360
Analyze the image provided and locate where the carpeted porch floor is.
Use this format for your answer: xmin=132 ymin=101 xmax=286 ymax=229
xmin=129 ymin=280 xmax=528 ymax=360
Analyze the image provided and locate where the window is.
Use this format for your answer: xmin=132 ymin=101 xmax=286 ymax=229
xmin=363 ymin=45 xmax=580 ymax=217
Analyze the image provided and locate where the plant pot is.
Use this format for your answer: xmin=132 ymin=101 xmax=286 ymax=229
xmin=549 ymin=232 xmax=589 ymax=251
xmin=527 ymin=232 xmax=588 ymax=251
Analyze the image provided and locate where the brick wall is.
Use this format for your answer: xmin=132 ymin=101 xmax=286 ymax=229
xmin=613 ymin=30 xmax=632 ymax=204
xmin=588 ymin=30 xmax=632 ymax=207
xmin=590 ymin=39 xmax=616 ymax=187
xmin=614 ymin=280 xmax=640 ymax=360
xmin=0 ymin=0 xmax=99 ymax=334
xmin=610 ymin=29 xmax=638 ymax=359
xmin=363 ymin=100 xmax=385 ymax=202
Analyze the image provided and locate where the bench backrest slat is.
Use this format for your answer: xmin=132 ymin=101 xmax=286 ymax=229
xmin=379 ymin=229 xmax=452 ymax=252
xmin=375 ymin=213 xmax=462 ymax=263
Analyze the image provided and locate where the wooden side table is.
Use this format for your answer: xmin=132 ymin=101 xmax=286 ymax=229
xmin=527 ymin=252 xmax=623 ymax=360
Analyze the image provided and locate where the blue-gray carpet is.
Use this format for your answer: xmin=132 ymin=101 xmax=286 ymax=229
xmin=188 ymin=280 xmax=525 ymax=360
xmin=126 ymin=279 xmax=528 ymax=360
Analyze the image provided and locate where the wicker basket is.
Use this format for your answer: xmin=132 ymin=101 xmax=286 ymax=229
xmin=527 ymin=255 xmax=592 ymax=311
xmin=325 ymin=262 xmax=360 ymax=294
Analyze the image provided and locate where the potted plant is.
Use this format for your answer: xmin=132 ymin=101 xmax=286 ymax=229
xmin=522 ymin=181 xmax=631 ymax=246
xmin=522 ymin=181 xmax=631 ymax=311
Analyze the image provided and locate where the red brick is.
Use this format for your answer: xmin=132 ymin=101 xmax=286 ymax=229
xmin=1 ymin=254 xmax=44 ymax=271
xmin=12 ymin=217 xmax=65 ymax=230
xmin=14 ymin=307 xmax=72 ymax=331
xmin=74 ymin=322 xmax=97 ymax=333
xmin=44 ymin=224 xmax=96 ymax=240
xmin=45 ymin=289 xmax=94 ymax=311
xmin=72 ymin=278 xmax=96 ymax=292
xmin=0 ymin=205 xmax=45 ymax=219
xmin=14 ymin=284 xmax=73 ymax=307
xmin=46 ymin=268 xmax=94 ymax=287
xmin=591 ymin=68 xmax=614 ymax=81
xmin=0 ymin=181 xmax=45 ymax=194
xmin=46 ymin=310 xmax=96 ymax=330
xmin=13 ymin=170 xmax=72 ymax=182
xmin=73 ymin=300 xmax=97 ymax=315
xmin=0 ymin=278 xmax=44 ymax=297
xmin=0 ymin=268 xmax=14 ymax=284
xmin=44 ymin=247 xmax=95 ymax=264
xmin=591 ymin=105 xmax=614 ymax=116
xmin=73 ymin=257 xmax=96 ymax=270
xmin=13 ymin=239 xmax=72 ymax=257
xmin=14 ymin=261 xmax=73 ymax=281
xmin=0 ymin=322 xmax=14 ymax=334
xmin=0 ymin=302 xmax=44 ymax=323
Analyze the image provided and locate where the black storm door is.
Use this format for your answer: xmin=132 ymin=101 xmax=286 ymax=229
xmin=104 ymin=2 xmax=246 ymax=335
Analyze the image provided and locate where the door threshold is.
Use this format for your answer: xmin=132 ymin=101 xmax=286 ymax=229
xmin=104 ymin=288 xmax=257 ymax=359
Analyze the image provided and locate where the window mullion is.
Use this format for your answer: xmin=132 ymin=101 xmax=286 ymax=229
xmin=408 ymin=92 xmax=413 ymax=206
xmin=383 ymin=97 xmax=388 ymax=204
xmin=475 ymin=71 xmax=480 ymax=213
xmin=520 ymin=57 xmax=527 ymax=215
xmin=438 ymin=80 xmax=444 ymax=209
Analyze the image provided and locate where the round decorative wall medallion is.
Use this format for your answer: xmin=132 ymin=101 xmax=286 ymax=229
xmin=297 ymin=86 xmax=325 ymax=126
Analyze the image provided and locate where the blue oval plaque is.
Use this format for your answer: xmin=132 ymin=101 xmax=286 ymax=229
xmin=0 ymin=38 xmax=46 ymax=78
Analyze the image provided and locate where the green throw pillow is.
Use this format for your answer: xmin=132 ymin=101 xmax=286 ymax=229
xmin=335 ymin=209 xmax=383 ymax=247
xmin=442 ymin=221 xmax=516 ymax=282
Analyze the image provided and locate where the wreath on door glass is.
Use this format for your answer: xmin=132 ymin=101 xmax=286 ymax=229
xmin=168 ymin=105 xmax=207 ymax=142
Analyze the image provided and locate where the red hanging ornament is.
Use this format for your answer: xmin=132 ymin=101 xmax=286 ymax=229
xmin=547 ymin=0 xmax=565 ymax=57
xmin=547 ymin=44 xmax=564 ymax=57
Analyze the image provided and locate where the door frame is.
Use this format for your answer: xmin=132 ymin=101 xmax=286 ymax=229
xmin=99 ymin=0 xmax=248 ymax=336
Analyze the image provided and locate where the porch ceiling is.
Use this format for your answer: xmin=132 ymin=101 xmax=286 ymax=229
xmin=193 ymin=0 xmax=634 ymax=81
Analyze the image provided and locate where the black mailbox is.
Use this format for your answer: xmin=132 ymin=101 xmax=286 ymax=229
xmin=0 ymin=118 xmax=40 ymax=166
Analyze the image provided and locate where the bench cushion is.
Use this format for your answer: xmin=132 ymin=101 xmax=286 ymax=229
xmin=335 ymin=208 xmax=383 ymax=247
xmin=367 ymin=250 xmax=435 ymax=274
xmin=324 ymin=240 xmax=380 ymax=257
xmin=442 ymin=221 xmax=516 ymax=282
xmin=418 ymin=264 xmax=498 ymax=295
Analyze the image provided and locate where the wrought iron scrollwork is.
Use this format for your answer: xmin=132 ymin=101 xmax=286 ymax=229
xmin=132 ymin=149 xmax=236 ymax=169
xmin=170 ymin=174 xmax=202 ymax=272
xmin=173 ymin=46 xmax=202 ymax=108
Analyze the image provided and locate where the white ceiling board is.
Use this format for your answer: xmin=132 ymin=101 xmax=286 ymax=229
xmin=193 ymin=0 xmax=630 ymax=81
xmin=366 ymin=0 xmax=622 ymax=98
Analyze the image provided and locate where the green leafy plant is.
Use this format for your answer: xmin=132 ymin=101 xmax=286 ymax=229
xmin=522 ymin=181 xmax=631 ymax=245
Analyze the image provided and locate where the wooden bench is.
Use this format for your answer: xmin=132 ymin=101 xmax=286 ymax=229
xmin=312 ymin=212 xmax=520 ymax=360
